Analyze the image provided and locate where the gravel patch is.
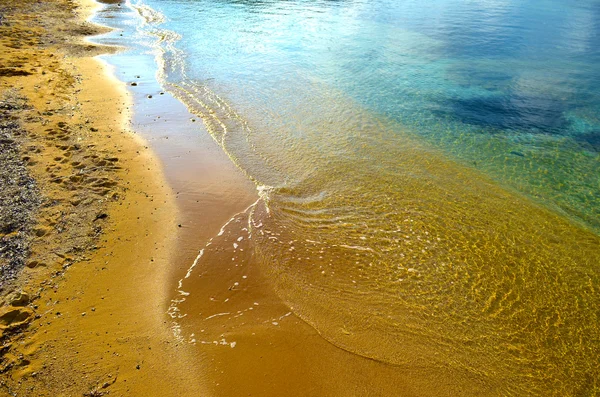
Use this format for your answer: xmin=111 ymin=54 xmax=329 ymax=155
xmin=0 ymin=91 xmax=41 ymax=287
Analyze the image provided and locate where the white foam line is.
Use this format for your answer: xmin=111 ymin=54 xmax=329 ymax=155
xmin=217 ymin=218 xmax=235 ymax=237
xmin=168 ymin=198 xmax=263 ymax=327
xmin=217 ymin=198 xmax=260 ymax=237
xmin=205 ymin=312 xmax=230 ymax=321
xmin=337 ymin=244 xmax=375 ymax=252
xmin=184 ymin=248 xmax=205 ymax=279
xmin=305 ymin=239 xmax=323 ymax=244
xmin=175 ymin=197 xmax=261 ymax=300
xmin=279 ymin=312 xmax=292 ymax=320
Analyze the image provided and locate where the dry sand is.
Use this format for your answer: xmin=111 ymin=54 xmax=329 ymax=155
xmin=0 ymin=0 xmax=204 ymax=395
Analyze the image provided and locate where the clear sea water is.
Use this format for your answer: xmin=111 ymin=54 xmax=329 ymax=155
xmin=118 ymin=0 xmax=600 ymax=394
xmin=137 ymin=0 xmax=600 ymax=232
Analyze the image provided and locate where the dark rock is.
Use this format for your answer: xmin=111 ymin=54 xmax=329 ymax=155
xmin=93 ymin=213 xmax=108 ymax=221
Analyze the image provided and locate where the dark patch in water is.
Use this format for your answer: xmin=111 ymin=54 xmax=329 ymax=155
xmin=574 ymin=131 xmax=600 ymax=152
xmin=436 ymin=94 xmax=570 ymax=135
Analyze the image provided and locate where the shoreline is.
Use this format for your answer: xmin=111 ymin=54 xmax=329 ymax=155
xmin=86 ymin=4 xmax=433 ymax=396
xmin=3 ymin=0 xmax=599 ymax=395
xmin=113 ymin=1 xmax=600 ymax=395
xmin=0 ymin=0 xmax=206 ymax=394
xmin=93 ymin=3 xmax=501 ymax=397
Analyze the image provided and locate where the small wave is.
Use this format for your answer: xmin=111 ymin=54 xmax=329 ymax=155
xmin=129 ymin=0 xmax=165 ymax=25
xmin=128 ymin=0 xmax=286 ymax=189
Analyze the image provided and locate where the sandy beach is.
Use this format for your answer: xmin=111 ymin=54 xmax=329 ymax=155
xmin=0 ymin=2 xmax=471 ymax=395
xmin=2 ymin=0 xmax=599 ymax=396
xmin=0 ymin=0 xmax=207 ymax=395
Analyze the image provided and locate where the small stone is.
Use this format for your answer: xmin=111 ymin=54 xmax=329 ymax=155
xmin=26 ymin=260 xmax=39 ymax=268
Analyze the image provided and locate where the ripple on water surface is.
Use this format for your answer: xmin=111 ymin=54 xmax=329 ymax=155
xmin=247 ymin=117 xmax=600 ymax=396
xmin=123 ymin=0 xmax=600 ymax=394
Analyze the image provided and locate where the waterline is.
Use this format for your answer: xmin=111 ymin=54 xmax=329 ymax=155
xmin=101 ymin=0 xmax=600 ymax=395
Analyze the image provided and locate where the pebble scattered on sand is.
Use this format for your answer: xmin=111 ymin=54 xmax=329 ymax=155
xmin=0 ymin=92 xmax=41 ymax=287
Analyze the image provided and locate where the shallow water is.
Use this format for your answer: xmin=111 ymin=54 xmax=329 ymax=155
xmin=103 ymin=0 xmax=600 ymax=395
xmin=139 ymin=0 xmax=600 ymax=233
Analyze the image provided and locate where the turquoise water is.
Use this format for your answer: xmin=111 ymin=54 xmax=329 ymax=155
xmin=138 ymin=0 xmax=600 ymax=232
xmin=111 ymin=0 xmax=600 ymax=395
